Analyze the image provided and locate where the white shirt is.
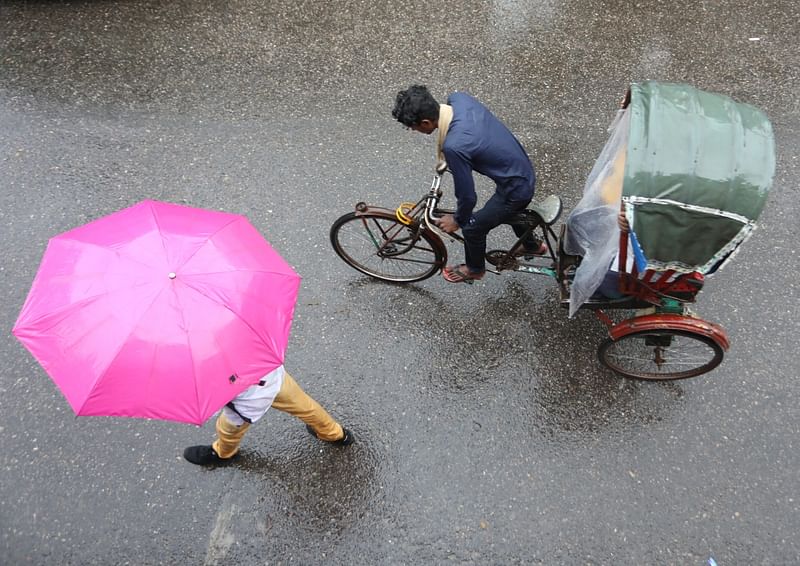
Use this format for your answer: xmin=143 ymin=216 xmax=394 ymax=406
xmin=221 ymin=365 xmax=285 ymax=426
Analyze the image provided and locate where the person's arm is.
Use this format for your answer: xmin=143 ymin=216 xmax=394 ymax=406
xmin=444 ymin=147 xmax=477 ymax=227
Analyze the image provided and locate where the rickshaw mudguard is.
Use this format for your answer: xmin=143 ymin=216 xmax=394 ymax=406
xmin=609 ymin=313 xmax=730 ymax=351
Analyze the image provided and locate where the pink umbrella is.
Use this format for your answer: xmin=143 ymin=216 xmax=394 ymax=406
xmin=12 ymin=200 xmax=301 ymax=425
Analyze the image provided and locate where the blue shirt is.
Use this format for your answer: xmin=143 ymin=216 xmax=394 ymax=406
xmin=443 ymin=92 xmax=536 ymax=226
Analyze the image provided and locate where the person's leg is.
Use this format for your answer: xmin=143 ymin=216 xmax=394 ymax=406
xmin=212 ymin=412 xmax=251 ymax=458
xmin=510 ymin=221 xmax=545 ymax=254
xmin=505 ymin=199 xmax=545 ymax=255
xmin=461 ymin=193 xmax=515 ymax=273
xmin=271 ymin=371 xmax=346 ymax=442
xmin=184 ymin=407 xmax=250 ymax=465
xmin=595 ymin=269 xmax=624 ymax=299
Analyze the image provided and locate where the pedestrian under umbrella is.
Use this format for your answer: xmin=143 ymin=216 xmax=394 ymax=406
xmin=185 ymin=364 xmax=353 ymax=466
xmin=12 ymin=200 xmax=354 ymax=467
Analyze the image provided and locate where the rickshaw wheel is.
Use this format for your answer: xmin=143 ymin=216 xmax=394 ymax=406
xmin=598 ymin=329 xmax=724 ymax=381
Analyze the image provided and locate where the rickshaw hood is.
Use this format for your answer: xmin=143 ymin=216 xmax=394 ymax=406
xmin=623 ymin=81 xmax=775 ymax=274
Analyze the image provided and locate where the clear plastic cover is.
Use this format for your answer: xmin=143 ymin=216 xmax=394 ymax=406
xmin=564 ymin=109 xmax=630 ymax=317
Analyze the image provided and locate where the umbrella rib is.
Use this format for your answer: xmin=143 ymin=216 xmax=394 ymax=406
xmin=53 ymin=237 xmax=165 ymax=273
xmin=18 ymin=293 xmax=109 ymax=349
xmin=148 ymin=201 xmax=173 ymax=270
xmin=173 ymin=289 xmax=203 ymax=425
xmin=150 ymin=209 xmax=244 ymax=274
xmin=178 ymin=278 xmax=287 ymax=360
xmin=15 ymin=279 xmax=159 ymax=331
xmin=179 ymin=268 xmax=298 ymax=278
xmin=74 ymin=284 xmax=170 ymax=417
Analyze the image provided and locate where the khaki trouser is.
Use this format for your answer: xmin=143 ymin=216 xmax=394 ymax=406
xmin=212 ymin=371 xmax=344 ymax=458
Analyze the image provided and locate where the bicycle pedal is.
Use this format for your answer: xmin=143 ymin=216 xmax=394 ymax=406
xmin=485 ymin=249 xmax=518 ymax=270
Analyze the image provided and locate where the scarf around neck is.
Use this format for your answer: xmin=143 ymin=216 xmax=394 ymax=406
xmin=436 ymin=104 xmax=453 ymax=169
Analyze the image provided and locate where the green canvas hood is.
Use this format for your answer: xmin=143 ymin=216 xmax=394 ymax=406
xmin=623 ymin=81 xmax=775 ymax=273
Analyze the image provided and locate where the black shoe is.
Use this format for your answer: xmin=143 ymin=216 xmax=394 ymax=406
xmin=183 ymin=445 xmax=238 ymax=466
xmin=335 ymin=428 xmax=355 ymax=446
xmin=306 ymin=425 xmax=355 ymax=446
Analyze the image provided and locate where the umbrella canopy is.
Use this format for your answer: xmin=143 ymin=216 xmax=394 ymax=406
xmin=13 ymin=200 xmax=301 ymax=425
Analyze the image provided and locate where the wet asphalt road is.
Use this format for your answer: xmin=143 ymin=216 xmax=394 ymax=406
xmin=1 ymin=1 xmax=799 ymax=564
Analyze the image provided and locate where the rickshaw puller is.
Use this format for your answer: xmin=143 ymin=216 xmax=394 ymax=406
xmin=392 ymin=84 xmax=546 ymax=283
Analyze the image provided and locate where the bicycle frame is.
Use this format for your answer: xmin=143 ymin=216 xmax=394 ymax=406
xmin=392 ymin=171 xmax=560 ymax=278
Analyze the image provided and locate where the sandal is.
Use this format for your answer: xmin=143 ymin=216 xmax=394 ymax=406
xmin=442 ymin=264 xmax=484 ymax=284
xmin=511 ymin=242 xmax=548 ymax=257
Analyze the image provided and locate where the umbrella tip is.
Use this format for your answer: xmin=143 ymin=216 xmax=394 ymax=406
xmin=168 ymin=272 xmax=177 ymax=279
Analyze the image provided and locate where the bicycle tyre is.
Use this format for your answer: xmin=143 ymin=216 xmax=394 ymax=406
xmin=330 ymin=211 xmax=446 ymax=283
xmin=598 ymin=328 xmax=724 ymax=381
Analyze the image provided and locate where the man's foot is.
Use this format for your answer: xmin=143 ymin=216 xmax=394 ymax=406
xmin=183 ymin=445 xmax=239 ymax=466
xmin=442 ymin=264 xmax=484 ymax=284
xmin=512 ymin=242 xmax=548 ymax=257
xmin=306 ymin=424 xmax=355 ymax=446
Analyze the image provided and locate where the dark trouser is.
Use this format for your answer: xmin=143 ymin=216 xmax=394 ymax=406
xmin=596 ymin=269 xmax=624 ymax=299
xmin=461 ymin=193 xmax=540 ymax=273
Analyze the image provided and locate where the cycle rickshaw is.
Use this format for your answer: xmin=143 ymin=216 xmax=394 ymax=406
xmin=330 ymin=81 xmax=775 ymax=381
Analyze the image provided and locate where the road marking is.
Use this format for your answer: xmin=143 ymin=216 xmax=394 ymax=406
xmin=204 ymin=501 xmax=237 ymax=566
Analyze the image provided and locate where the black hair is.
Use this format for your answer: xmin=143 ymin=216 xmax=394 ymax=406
xmin=392 ymin=85 xmax=440 ymax=127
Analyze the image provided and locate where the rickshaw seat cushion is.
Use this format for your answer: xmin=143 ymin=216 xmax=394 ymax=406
xmin=662 ymin=271 xmax=704 ymax=295
xmin=620 ymin=270 xmax=705 ymax=302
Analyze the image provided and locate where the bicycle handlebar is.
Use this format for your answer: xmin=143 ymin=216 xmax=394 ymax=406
xmin=422 ymin=169 xmax=460 ymax=241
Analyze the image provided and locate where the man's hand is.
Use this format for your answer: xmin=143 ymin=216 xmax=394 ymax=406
xmin=436 ymin=214 xmax=460 ymax=234
xmin=617 ymin=211 xmax=630 ymax=232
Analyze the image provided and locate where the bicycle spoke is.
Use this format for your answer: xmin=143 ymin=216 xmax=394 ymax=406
xmin=331 ymin=212 xmax=444 ymax=282
xmin=599 ymin=330 xmax=724 ymax=380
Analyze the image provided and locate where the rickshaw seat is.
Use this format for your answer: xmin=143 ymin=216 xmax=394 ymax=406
xmin=619 ymin=269 xmax=704 ymax=303
xmin=557 ymin=219 xmax=706 ymax=309
xmin=506 ymin=195 xmax=562 ymax=226
xmin=528 ymin=195 xmax=562 ymax=226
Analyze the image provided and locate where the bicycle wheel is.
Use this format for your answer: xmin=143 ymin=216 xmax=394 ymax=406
xmin=598 ymin=329 xmax=724 ymax=381
xmin=330 ymin=211 xmax=445 ymax=283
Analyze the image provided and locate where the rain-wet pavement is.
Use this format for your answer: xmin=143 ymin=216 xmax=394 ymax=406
xmin=1 ymin=0 xmax=799 ymax=564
